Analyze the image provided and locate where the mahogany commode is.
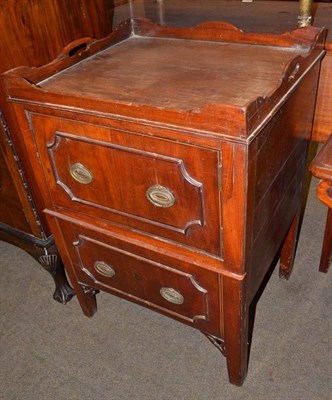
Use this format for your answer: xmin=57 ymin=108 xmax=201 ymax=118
xmin=1 ymin=19 xmax=326 ymax=385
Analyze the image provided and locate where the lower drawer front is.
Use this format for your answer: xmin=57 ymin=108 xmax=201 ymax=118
xmin=56 ymin=217 xmax=221 ymax=335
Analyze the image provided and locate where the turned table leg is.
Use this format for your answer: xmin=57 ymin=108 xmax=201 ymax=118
xmin=319 ymin=208 xmax=332 ymax=273
xmin=309 ymin=133 xmax=332 ymax=272
xmin=316 ymin=180 xmax=332 ymax=273
xmin=279 ymin=208 xmax=301 ymax=280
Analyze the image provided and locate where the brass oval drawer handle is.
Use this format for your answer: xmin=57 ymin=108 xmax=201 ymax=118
xmin=146 ymin=185 xmax=175 ymax=208
xmin=70 ymin=163 xmax=93 ymax=184
xmin=160 ymin=287 xmax=184 ymax=305
xmin=94 ymin=261 xmax=115 ymax=278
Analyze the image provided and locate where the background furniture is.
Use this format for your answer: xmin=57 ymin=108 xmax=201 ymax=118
xmin=0 ymin=0 xmax=119 ymax=302
xmin=310 ymin=134 xmax=332 ymax=272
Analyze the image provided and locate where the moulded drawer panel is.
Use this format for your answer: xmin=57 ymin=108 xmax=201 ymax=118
xmin=29 ymin=113 xmax=221 ymax=255
xmin=55 ymin=216 xmax=221 ymax=335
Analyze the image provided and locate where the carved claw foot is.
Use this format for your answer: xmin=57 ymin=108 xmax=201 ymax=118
xmin=39 ymin=253 xmax=75 ymax=304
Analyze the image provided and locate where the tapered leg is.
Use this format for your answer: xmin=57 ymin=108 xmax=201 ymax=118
xmin=54 ymin=261 xmax=98 ymax=318
xmin=279 ymin=208 xmax=301 ymax=279
xmin=44 ymin=213 xmax=98 ymax=317
xmin=77 ymin=284 xmax=98 ymax=317
xmin=223 ymin=275 xmax=249 ymax=386
xmin=319 ymin=208 xmax=332 ymax=273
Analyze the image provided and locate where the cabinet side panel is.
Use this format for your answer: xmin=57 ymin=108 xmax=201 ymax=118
xmin=0 ymin=108 xmax=43 ymax=236
xmin=248 ymin=65 xmax=320 ymax=299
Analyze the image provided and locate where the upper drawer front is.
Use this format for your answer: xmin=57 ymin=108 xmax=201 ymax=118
xmin=55 ymin=217 xmax=221 ymax=336
xmin=29 ymin=113 xmax=221 ymax=255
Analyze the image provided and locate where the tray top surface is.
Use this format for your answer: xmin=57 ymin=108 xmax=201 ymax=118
xmin=39 ymin=35 xmax=307 ymax=112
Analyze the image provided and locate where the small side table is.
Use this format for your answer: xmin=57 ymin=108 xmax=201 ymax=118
xmin=310 ymin=134 xmax=332 ymax=273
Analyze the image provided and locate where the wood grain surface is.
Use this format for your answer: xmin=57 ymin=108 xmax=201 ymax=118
xmin=131 ymin=0 xmax=332 ymax=142
xmin=2 ymin=20 xmax=324 ymax=385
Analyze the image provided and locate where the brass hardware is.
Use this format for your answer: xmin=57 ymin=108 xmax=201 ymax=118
xmin=94 ymin=261 xmax=115 ymax=278
xmin=70 ymin=162 xmax=93 ymax=184
xmin=146 ymin=185 xmax=175 ymax=208
xmin=160 ymin=287 xmax=184 ymax=305
xmin=298 ymin=0 xmax=313 ymax=27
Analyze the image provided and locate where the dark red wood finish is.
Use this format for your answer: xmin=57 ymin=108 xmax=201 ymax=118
xmin=0 ymin=0 xmax=117 ymax=237
xmin=0 ymin=0 xmax=124 ymax=303
xmin=310 ymin=134 xmax=332 ymax=272
xmin=131 ymin=0 xmax=332 ymax=143
xmin=1 ymin=19 xmax=326 ymax=385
